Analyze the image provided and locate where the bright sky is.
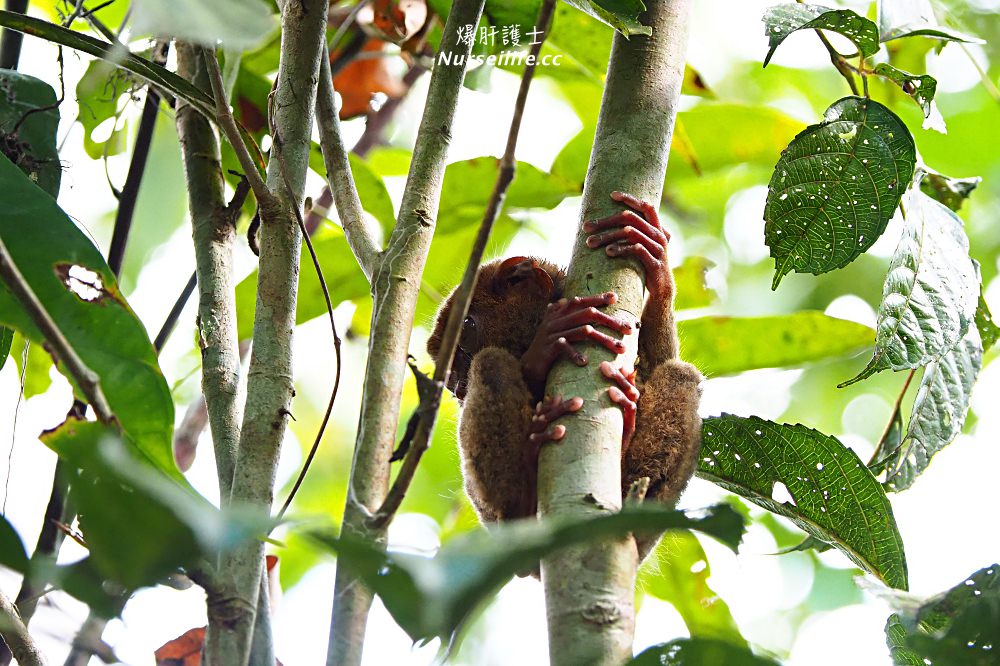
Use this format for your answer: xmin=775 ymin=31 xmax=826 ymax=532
xmin=2 ymin=0 xmax=999 ymax=664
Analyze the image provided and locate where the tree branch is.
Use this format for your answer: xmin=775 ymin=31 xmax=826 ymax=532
xmin=203 ymin=48 xmax=270 ymax=205
xmin=0 ymin=589 xmax=45 ymax=666
xmin=207 ymin=0 xmax=329 ymax=663
xmin=175 ymin=41 xmax=244 ymax=502
xmin=537 ymin=0 xmax=692 ymax=663
xmin=367 ymin=0 xmax=557 ymax=529
xmin=106 ymin=39 xmax=169 ymax=277
xmin=325 ymin=0 xmax=485 ymax=661
xmin=315 ymin=49 xmax=381 ymax=282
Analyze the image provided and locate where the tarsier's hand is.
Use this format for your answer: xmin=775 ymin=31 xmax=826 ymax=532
xmin=600 ymin=362 xmax=640 ymax=454
xmin=584 ymin=191 xmax=671 ymax=302
xmin=520 ymin=292 xmax=633 ymax=396
xmin=519 ymin=395 xmax=584 ymax=516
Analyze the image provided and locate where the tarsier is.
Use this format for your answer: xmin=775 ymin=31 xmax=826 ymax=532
xmin=428 ymin=192 xmax=702 ymax=526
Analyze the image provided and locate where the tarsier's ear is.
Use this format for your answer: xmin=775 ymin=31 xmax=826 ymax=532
xmin=494 ymin=256 xmax=554 ymax=298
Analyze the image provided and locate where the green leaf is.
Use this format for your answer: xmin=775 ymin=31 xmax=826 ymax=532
xmin=976 ymin=294 xmax=999 ymax=353
xmin=765 ymin=96 xmax=916 ymax=288
xmin=0 ymin=69 xmax=61 ymax=197
xmin=9 ymin=334 xmax=53 ymax=398
xmin=878 ymin=0 xmax=984 ymax=43
xmin=43 ymin=423 xmax=265 ymax=591
xmin=699 ymin=414 xmax=908 ymax=589
xmin=678 ymin=312 xmax=873 ymax=378
xmin=919 ymin=170 xmax=980 ymax=213
xmin=0 ymin=325 xmax=11 ymax=371
xmin=74 ymin=59 xmax=131 ymax=160
xmin=881 ymin=327 xmax=982 ymax=492
xmin=762 ymin=4 xmax=880 ymax=68
xmin=843 ymin=192 xmax=978 ymax=386
xmin=560 ymin=0 xmax=651 ymax=37
xmin=0 ymin=11 xmax=215 ymax=118
xmin=131 ymin=0 xmax=277 ymax=51
xmin=437 ymin=158 xmax=576 ymax=235
xmin=869 ymin=403 xmax=904 ymax=476
xmin=0 ymin=154 xmax=177 ymax=480
xmin=640 ymin=532 xmax=746 ymax=646
xmin=0 ymin=514 xmax=29 ymax=574
xmin=889 ymin=564 xmax=999 ymax=665
xmin=872 ymin=64 xmax=941 ymax=130
xmin=886 ymin=613 xmax=925 ymax=666
xmin=628 ymin=638 xmax=781 ymax=666
xmin=311 ymin=503 xmax=745 ymax=643
xmin=235 ymin=228 xmax=370 ymax=340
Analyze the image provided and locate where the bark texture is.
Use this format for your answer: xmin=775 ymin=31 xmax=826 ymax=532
xmin=537 ymin=1 xmax=692 ymax=663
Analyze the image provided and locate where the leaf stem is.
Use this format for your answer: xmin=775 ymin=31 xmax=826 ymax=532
xmin=869 ymin=368 xmax=916 ymax=466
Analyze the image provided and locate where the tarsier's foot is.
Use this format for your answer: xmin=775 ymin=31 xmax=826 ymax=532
xmin=521 ymin=292 xmax=633 ymax=394
xmin=600 ymin=361 xmax=640 ymax=454
xmin=584 ymin=191 xmax=671 ymax=299
xmin=518 ymin=395 xmax=583 ymax=516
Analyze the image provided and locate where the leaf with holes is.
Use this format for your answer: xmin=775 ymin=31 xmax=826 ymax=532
xmin=0 ymin=154 xmax=177 ymax=480
xmin=0 ymin=70 xmax=61 ymax=197
xmin=878 ymin=0 xmax=984 ymax=43
xmin=699 ymin=414 xmax=908 ymax=589
xmin=843 ymin=191 xmax=978 ymax=386
xmin=919 ymin=170 xmax=980 ymax=212
xmin=765 ymin=97 xmax=915 ymax=289
xmin=311 ymin=503 xmax=744 ymax=643
xmin=629 ymin=638 xmax=781 ymax=666
xmin=976 ymin=294 xmax=999 ymax=353
xmin=888 ymin=564 xmax=999 ymax=665
xmin=762 ymin=4 xmax=880 ymax=67
xmin=873 ymin=64 xmax=943 ymax=132
xmin=678 ymin=312 xmax=873 ymax=378
xmin=881 ymin=327 xmax=982 ymax=492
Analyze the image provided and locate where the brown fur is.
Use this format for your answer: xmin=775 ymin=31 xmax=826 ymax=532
xmin=429 ymin=256 xmax=702 ymax=527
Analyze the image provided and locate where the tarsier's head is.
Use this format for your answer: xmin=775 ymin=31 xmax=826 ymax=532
xmin=428 ymin=256 xmax=563 ymax=401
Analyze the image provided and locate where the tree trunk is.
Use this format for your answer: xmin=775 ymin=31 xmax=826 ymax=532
xmin=537 ymin=1 xmax=692 ymax=663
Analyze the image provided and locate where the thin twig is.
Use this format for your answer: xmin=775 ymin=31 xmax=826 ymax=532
xmin=270 ymin=135 xmax=342 ymax=524
xmin=203 ymin=48 xmax=270 ymax=203
xmin=367 ymin=0 xmax=557 ymax=529
xmin=869 ymin=368 xmax=916 ymax=467
xmin=65 ymin=0 xmax=116 ymax=43
xmin=153 ymin=270 xmax=196 ymax=352
xmin=0 ymin=237 xmax=113 ymax=423
xmin=106 ymin=39 xmax=169 ymax=277
xmin=315 ymin=44 xmax=381 ymax=280
xmin=0 ymin=589 xmax=46 ymax=666
xmin=0 ymin=0 xmax=28 ymax=70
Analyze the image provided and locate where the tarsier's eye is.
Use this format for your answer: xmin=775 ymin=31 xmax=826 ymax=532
xmin=459 ymin=315 xmax=480 ymax=353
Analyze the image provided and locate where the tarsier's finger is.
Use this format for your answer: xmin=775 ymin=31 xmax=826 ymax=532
xmin=550 ymin=292 xmax=617 ymax=314
xmin=553 ymin=336 xmax=587 ymax=366
xmin=561 ymin=325 xmax=627 ymax=355
xmin=533 ymin=395 xmax=584 ymax=426
xmin=587 ymin=224 xmax=665 ymax=260
xmin=584 ymin=210 xmax=667 ymax=247
xmin=607 ymin=243 xmax=660 ymax=281
xmin=548 ymin=306 xmax=633 ymax=336
xmin=611 ymin=191 xmax=665 ymax=234
xmin=600 ymin=361 xmax=640 ymax=402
